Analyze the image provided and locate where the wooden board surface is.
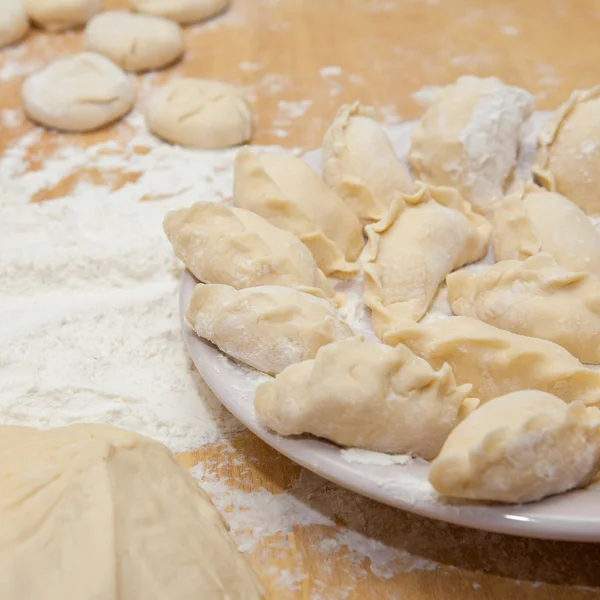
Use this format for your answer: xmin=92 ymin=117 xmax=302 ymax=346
xmin=2 ymin=0 xmax=600 ymax=597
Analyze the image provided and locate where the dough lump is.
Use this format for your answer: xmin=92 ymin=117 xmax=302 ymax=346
xmin=409 ymin=76 xmax=534 ymax=217
xmin=322 ymin=102 xmax=414 ymax=224
xmin=0 ymin=0 xmax=29 ymax=48
xmin=146 ymin=78 xmax=252 ymax=149
xmin=23 ymin=0 xmax=101 ymax=31
xmin=0 ymin=424 xmax=264 ymax=600
xmin=233 ymin=149 xmax=363 ymax=279
xmin=22 ymin=52 xmax=134 ymax=132
xmin=186 ymin=283 xmax=354 ymax=374
xmin=429 ymin=391 xmax=600 ymax=503
xmin=85 ymin=11 xmax=185 ymax=72
xmin=130 ymin=0 xmax=229 ymax=24
xmin=255 ymin=339 xmax=476 ymax=459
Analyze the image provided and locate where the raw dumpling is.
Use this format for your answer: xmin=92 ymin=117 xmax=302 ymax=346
xmin=0 ymin=424 xmax=264 ymax=600
xmin=0 ymin=0 xmax=29 ymax=48
xmin=362 ymin=184 xmax=490 ymax=337
xmin=447 ymin=254 xmax=600 ymax=364
xmin=409 ymin=76 xmax=535 ymax=217
xmin=534 ymin=85 xmax=600 ymax=214
xmin=163 ymin=202 xmax=338 ymax=303
xmin=254 ymin=339 xmax=476 ymax=459
xmin=23 ymin=0 xmax=101 ymax=31
xmin=186 ymin=283 xmax=354 ymax=374
xmin=429 ymin=391 xmax=600 ymax=503
xmin=233 ymin=149 xmax=363 ymax=279
xmin=385 ymin=316 xmax=600 ymax=406
xmin=130 ymin=0 xmax=229 ymax=24
xmin=322 ymin=102 xmax=414 ymax=224
xmin=493 ymin=183 xmax=600 ymax=277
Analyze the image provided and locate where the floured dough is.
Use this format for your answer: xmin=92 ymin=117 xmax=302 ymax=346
xmin=255 ymin=339 xmax=476 ymax=459
xmin=146 ymin=78 xmax=252 ymax=149
xmin=22 ymin=52 xmax=134 ymax=132
xmin=429 ymin=391 xmax=600 ymax=503
xmin=0 ymin=424 xmax=264 ymax=600
xmin=493 ymin=183 xmax=600 ymax=277
xmin=130 ymin=0 xmax=229 ymax=23
xmin=233 ymin=149 xmax=363 ymax=278
xmin=447 ymin=254 xmax=600 ymax=364
xmin=23 ymin=0 xmax=101 ymax=31
xmin=186 ymin=283 xmax=354 ymax=374
xmin=385 ymin=316 xmax=600 ymax=406
xmin=409 ymin=76 xmax=534 ymax=217
xmin=163 ymin=202 xmax=338 ymax=303
xmin=0 ymin=0 xmax=29 ymax=48
xmin=322 ymin=102 xmax=414 ymax=224
xmin=85 ymin=11 xmax=185 ymax=72
xmin=534 ymin=85 xmax=600 ymax=214
xmin=362 ymin=184 xmax=490 ymax=337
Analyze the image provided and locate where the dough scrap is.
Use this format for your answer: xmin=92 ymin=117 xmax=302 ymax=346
xmin=254 ymin=339 xmax=476 ymax=459
xmin=0 ymin=0 xmax=29 ymax=48
xmin=534 ymin=85 xmax=600 ymax=214
xmin=85 ymin=11 xmax=185 ymax=72
xmin=447 ymin=254 xmax=600 ymax=364
xmin=233 ymin=149 xmax=364 ymax=279
xmin=409 ymin=76 xmax=534 ymax=217
xmin=163 ymin=202 xmax=338 ymax=303
xmin=322 ymin=102 xmax=414 ymax=224
xmin=23 ymin=0 xmax=101 ymax=31
xmin=492 ymin=182 xmax=600 ymax=277
xmin=130 ymin=0 xmax=229 ymax=24
xmin=0 ymin=424 xmax=264 ymax=600
xmin=429 ymin=391 xmax=600 ymax=503
xmin=21 ymin=52 xmax=134 ymax=132
xmin=362 ymin=184 xmax=490 ymax=337
xmin=385 ymin=316 xmax=600 ymax=406
xmin=146 ymin=78 xmax=252 ymax=149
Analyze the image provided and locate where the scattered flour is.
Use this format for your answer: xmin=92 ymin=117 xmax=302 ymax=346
xmin=411 ymin=85 xmax=442 ymax=107
xmin=319 ymin=65 xmax=343 ymax=78
xmin=341 ymin=448 xmax=414 ymax=466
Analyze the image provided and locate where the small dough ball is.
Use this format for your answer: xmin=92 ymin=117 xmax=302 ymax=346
xmin=146 ymin=78 xmax=252 ymax=149
xmin=0 ymin=0 xmax=29 ymax=48
xmin=130 ymin=0 xmax=229 ymax=24
xmin=22 ymin=52 xmax=135 ymax=132
xmin=23 ymin=0 xmax=102 ymax=32
xmin=85 ymin=11 xmax=185 ymax=73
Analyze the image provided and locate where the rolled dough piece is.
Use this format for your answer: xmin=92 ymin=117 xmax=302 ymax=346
xmin=23 ymin=0 xmax=102 ymax=31
xmin=21 ymin=52 xmax=134 ymax=132
xmin=130 ymin=0 xmax=229 ymax=24
xmin=146 ymin=78 xmax=252 ymax=149
xmin=0 ymin=0 xmax=29 ymax=48
xmin=85 ymin=11 xmax=185 ymax=72
xmin=0 ymin=423 xmax=264 ymax=599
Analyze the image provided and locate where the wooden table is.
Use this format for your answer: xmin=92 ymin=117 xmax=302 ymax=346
xmin=2 ymin=0 xmax=600 ymax=597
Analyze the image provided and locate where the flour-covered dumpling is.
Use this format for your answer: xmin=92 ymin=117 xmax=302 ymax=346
xmin=322 ymin=103 xmax=414 ymax=224
xmin=163 ymin=202 xmax=338 ymax=303
xmin=493 ymin=183 xmax=600 ymax=277
xmin=130 ymin=0 xmax=229 ymax=23
xmin=23 ymin=0 xmax=101 ymax=31
xmin=0 ymin=0 xmax=29 ymax=48
xmin=429 ymin=391 xmax=600 ymax=503
xmin=386 ymin=316 xmax=600 ymax=406
xmin=447 ymin=254 xmax=600 ymax=364
xmin=233 ymin=149 xmax=363 ymax=279
xmin=362 ymin=184 xmax=490 ymax=338
xmin=409 ymin=76 xmax=535 ymax=217
xmin=255 ymin=339 xmax=476 ymax=459
xmin=534 ymin=85 xmax=600 ymax=214
xmin=187 ymin=284 xmax=353 ymax=374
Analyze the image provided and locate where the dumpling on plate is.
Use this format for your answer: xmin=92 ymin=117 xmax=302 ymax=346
xmin=447 ymin=254 xmax=600 ymax=364
xmin=254 ymin=338 xmax=476 ymax=459
xmin=429 ymin=390 xmax=600 ymax=503
xmin=322 ymin=102 xmax=414 ymax=224
xmin=409 ymin=76 xmax=535 ymax=217
xmin=163 ymin=202 xmax=338 ymax=303
xmin=186 ymin=283 xmax=354 ymax=375
xmin=233 ymin=149 xmax=363 ymax=279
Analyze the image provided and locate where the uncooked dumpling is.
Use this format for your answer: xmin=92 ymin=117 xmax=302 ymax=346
xmin=362 ymin=184 xmax=490 ymax=337
xmin=385 ymin=316 xmax=600 ymax=406
xmin=130 ymin=0 xmax=229 ymax=23
xmin=0 ymin=0 xmax=29 ymax=48
xmin=255 ymin=339 xmax=476 ymax=459
xmin=447 ymin=254 xmax=600 ymax=364
xmin=409 ymin=76 xmax=534 ymax=217
xmin=429 ymin=391 xmax=600 ymax=503
xmin=534 ymin=85 xmax=600 ymax=214
xmin=163 ymin=202 xmax=338 ymax=303
xmin=322 ymin=102 xmax=414 ymax=224
xmin=0 ymin=424 xmax=264 ymax=600
xmin=492 ymin=183 xmax=600 ymax=277
xmin=233 ymin=149 xmax=363 ymax=278
xmin=23 ymin=0 xmax=101 ymax=31
xmin=186 ymin=283 xmax=354 ymax=374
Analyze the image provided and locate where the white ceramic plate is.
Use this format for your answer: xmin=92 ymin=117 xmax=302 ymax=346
xmin=180 ymin=112 xmax=600 ymax=542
